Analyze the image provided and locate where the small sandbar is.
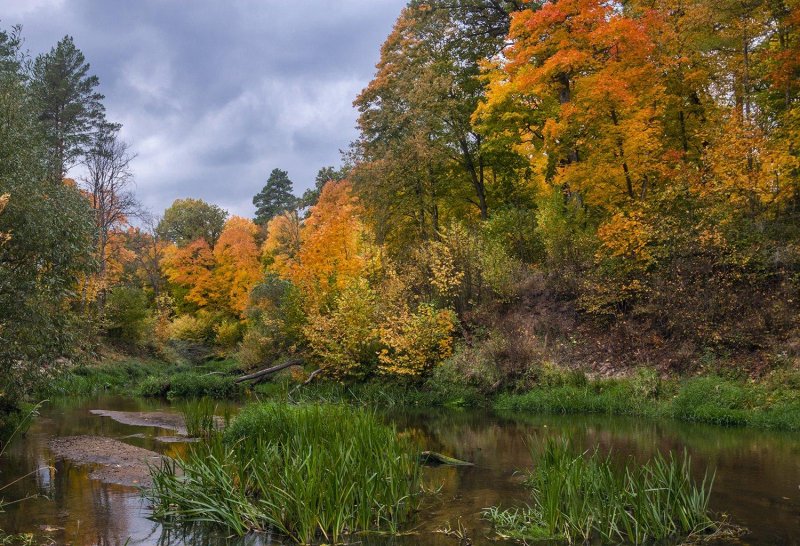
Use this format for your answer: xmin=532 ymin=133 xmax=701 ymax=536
xmin=90 ymin=409 xmax=187 ymax=435
xmin=48 ymin=436 xmax=167 ymax=487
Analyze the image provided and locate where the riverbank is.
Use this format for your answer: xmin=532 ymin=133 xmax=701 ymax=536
xmin=5 ymin=394 xmax=800 ymax=545
xmin=42 ymin=357 xmax=800 ymax=432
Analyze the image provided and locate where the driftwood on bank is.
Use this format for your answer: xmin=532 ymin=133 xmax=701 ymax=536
xmin=234 ymin=358 xmax=305 ymax=384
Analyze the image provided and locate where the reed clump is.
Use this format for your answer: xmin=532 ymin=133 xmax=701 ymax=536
xmin=178 ymin=397 xmax=218 ymax=438
xmin=147 ymin=403 xmax=421 ymax=544
xmin=484 ymin=436 xmax=719 ymax=544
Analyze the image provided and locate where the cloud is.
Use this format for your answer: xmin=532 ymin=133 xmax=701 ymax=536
xmin=1 ymin=0 xmax=404 ymax=216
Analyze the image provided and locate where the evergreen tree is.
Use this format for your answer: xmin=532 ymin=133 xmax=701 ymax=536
xmin=30 ymin=35 xmax=108 ymax=181
xmin=253 ymin=168 xmax=296 ymax=225
xmin=299 ymin=165 xmax=348 ymax=209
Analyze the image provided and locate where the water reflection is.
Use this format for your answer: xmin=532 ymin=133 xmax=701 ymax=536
xmin=0 ymin=397 xmax=798 ymax=545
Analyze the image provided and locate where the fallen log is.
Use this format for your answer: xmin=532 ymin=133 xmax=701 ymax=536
xmin=419 ymin=451 xmax=474 ymax=467
xmin=234 ymin=358 xmax=305 ymax=384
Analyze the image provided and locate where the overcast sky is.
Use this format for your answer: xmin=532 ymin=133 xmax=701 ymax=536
xmin=1 ymin=0 xmax=405 ymax=217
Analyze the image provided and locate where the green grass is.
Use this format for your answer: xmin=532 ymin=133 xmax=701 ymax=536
xmin=483 ymin=436 xmax=718 ymax=544
xmin=42 ymin=358 xmax=171 ymax=396
xmin=496 ymin=373 xmax=800 ymax=431
xmin=254 ymin=377 xmax=486 ymax=409
xmin=147 ymin=403 xmax=422 ymax=543
xmin=39 ymin=357 xmax=244 ymax=400
xmin=137 ymin=372 xmax=242 ymax=400
xmin=178 ymin=398 xmax=219 ymax=438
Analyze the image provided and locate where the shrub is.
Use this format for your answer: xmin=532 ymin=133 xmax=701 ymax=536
xmin=213 ymin=320 xmax=242 ymax=348
xmin=238 ymin=276 xmax=306 ymax=369
xmin=169 ymin=314 xmax=213 ymax=343
xmin=303 ymin=279 xmax=380 ymax=379
xmin=378 ymin=304 xmax=456 ymax=377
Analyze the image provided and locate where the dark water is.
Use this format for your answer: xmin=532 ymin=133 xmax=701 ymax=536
xmin=1 ymin=396 xmax=799 ymax=545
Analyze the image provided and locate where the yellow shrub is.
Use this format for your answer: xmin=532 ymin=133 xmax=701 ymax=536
xmin=169 ymin=313 xmax=213 ymax=342
xmin=303 ymin=278 xmax=380 ymax=380
xmin=378 ymin=303 xmax=456 ymax=377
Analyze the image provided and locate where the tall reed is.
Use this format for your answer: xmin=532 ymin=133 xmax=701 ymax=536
xmin=484 ymin=436 xmax=718 ymax=544
xmin=148 ymin=403 xmax=421 ymax=543
xmin=178 ymin=397 xmax=217 ymax=438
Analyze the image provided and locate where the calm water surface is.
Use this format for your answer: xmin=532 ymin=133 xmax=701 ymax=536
xmin=1 ymin=396 xmax=798 ymax=545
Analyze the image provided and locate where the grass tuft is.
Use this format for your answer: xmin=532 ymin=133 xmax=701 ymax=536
xmin=484 ymin=436 xmax=719 ymax=544
xmin=147 ymin=402 xmax=422 ymax=543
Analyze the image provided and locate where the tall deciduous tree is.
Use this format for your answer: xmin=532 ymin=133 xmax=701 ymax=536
xmin=253 ymin=168 xmax=296 ymax=225
xmin=213 ymin=216 xmax=262 ymax=316
xmin=0 ymin=27 xmax=95 ymax=408
xmin=29 ymin=35 xmax=108 ymax=182
xmin=157 ymin=198 xmax=227 ymax=248
xmin=81 ymin=123 xmax=138 ymax=310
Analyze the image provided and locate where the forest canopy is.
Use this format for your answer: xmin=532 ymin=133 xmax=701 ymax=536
xmin=1 ymin=0 xmax=798 ymax=413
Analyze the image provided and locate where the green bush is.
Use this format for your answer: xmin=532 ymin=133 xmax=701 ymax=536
xmin=105 ymin=286 xmax=152 ymax=344
xmin=671 ymin=376 xmax=760 ymax=426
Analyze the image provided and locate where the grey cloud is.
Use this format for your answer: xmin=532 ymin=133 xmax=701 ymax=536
xmin=1 ymin=0 xmax=404 ymax=216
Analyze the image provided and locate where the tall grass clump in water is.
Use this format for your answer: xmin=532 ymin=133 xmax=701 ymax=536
xmin=484 ymin=437 xmax=718 ymax=544
xmin=179 ymin=397 xmax=218 ymax=438
xmin=148 ymin=403 xmax=421 ymax=543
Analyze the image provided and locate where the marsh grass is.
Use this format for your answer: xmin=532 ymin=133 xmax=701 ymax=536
xmin=483 ymin=436 xmax=718 ymax=544
xmin=148 ymin=403 xmax=421 ymax=543
xmin=178 ymin=398 xmax=217 ymax=438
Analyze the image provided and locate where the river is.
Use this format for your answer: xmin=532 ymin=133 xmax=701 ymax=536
xmin=0 ymin=396 xmax=798 ymax=545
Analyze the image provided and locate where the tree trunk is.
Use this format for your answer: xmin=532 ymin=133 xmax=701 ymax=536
xmin=234 ymin=358 xmax=305 ymax=384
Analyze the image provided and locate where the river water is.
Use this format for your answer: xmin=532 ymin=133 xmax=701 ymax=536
xmin=0 ymin=396 xmax=798 ymax=545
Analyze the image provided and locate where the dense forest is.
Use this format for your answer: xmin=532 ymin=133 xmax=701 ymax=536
xmin=1 ymin=0 xmax=799 ymax=422
xmin=2 ymin=2 xmax=800 ymax=544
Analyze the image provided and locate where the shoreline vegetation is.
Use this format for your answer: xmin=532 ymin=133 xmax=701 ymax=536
xmin=45 ymin=357 xmax=800 ymax=432
xmin=482 ymin=437 xmax=736 ymax=544
xmin=147 ymin=403 xmax=421 ymax=542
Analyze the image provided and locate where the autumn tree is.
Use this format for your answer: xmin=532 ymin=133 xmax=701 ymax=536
xmin=213 ymin=216 xmax=262 ymax=316
xmin=287 ymin=180 xmax=372 ymax=301
xmin=161 ymin=239 xmax=217 ymax=310
xmin=81 ymin=123 xmax=138 ymax=310
xmin=253 ymin=168 xmax=296 ymax=225
xmin=262 ymin=209 xmax=301 ymax=279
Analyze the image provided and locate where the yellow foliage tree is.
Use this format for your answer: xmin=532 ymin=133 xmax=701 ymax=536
xmin=287 ymin=180 xmax=373 ymax=303
xmin=161 ymin=239 xmax=216 ymax=308
xmin=213 ymin=216 xmax=262 ymax=316
xmin=262 ymin=210 xmax=301 ymax=279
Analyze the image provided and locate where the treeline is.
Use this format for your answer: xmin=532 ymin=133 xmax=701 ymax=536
xmin=2 ymin=0 xmax=799 ymax=413
xmin=0 ymin=27 xmax=140 ymax=415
